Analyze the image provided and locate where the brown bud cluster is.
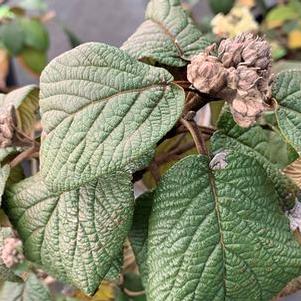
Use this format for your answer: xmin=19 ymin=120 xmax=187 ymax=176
xmin=0 ymin=106 xmax=17 ymax=148
xmin=187 ymin=33 xmax=273 ymax=127
xmin=1 ymin=236 xmax=24 ymax=268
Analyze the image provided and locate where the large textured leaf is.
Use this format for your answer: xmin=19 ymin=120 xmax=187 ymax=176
xmin=4 ymin=172 xmax=134 ymax=295
xmin=129 ymin=192 xmax=153 ymax=286
xmin=147 ymin=153 xmax=301 ymax=301
xmin=273 ymin=70 xmax=301 ymax=154
xmin=39 ymin=42 xmax=184 ymax=192
xmin=0 ymin=147 xmax=20 ymax=205
xmin=211 ymin=109 xmax=299 ymax=208
xmin=1 ymin=85 xmax=39 ymax=133
xmin=0 ymin=273 xmax=52 ymax=301
xmin=0 ymin=227 xmax=21 ymax=282
xmin=121 ymin=0 xmax=210 ymax=67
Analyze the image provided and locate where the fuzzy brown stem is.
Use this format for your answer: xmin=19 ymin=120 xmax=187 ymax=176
xmin=180 ymin=118 xmax=208 ymax=156
xmin=10 ymin=146 xmax=39 ymax=168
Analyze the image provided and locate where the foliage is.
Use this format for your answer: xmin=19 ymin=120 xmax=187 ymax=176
xmin=0 ymin=0 xmax=81 ymax=89
xmin=0 ymin=0 xmax=301 ymax=300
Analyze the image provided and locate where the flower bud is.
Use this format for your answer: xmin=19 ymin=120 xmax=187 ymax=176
xmin=229 ymin=91 xmax=269 ymax=127
xmin=187 ymin=53 xmax=228 ymax=94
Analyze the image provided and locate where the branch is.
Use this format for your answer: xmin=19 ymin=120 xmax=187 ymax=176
xmin=10 ymin=146 xmax=39 ymax=168
xmin=180 ymin=118 xmax=208 ymax=156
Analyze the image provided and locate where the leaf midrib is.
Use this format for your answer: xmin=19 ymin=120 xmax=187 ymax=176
xmin=207 ymin=168 xmax=227 ymax=301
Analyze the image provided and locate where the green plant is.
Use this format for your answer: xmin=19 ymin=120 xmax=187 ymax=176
xmin=1 ymin=0 xmax=301 ymax=300
xmin=0 ymin=0 xmax=81 ymax=91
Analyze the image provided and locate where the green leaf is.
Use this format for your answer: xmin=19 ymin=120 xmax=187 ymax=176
xmin=147 ymin=153 xmax=301 ymax=301
xmin=208 ymin=0 xmax=234 ymax=14
xmin=18 ymin=47 xmax=47 ymax=75
xmin=1 ymin=85 xmax=39 ymax=133
xmin=121 ymin=0 xmax=210 ymax=67
xmin=0 ymin=21 xmax=25 ymax=55
xmin=129 ymin=192 xmax=153 ymax=287
xmin=211 ymin=109 xmax=299 ymax=208
xmin=20 ymin=18 xmax=49 ymax=51
xmin=3 ymin=172 xmax=134 ymax=295
xmin=39 ymin=42 xmax=184 ymax=192
xmin=0 ymin=273 xmax=52 ymax=301
xmin=273 ymin=70 xmax=301 ymax=155
xmin=0 ymin=227 xmax=22 ymax=282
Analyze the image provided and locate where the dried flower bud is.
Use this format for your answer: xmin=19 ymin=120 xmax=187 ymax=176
xmin=236 ymin=65 xmax=261 ymax=93
xmin=1 ymin=236 xmax=24 ymax=268
xmin=218 ymin=40 xmax=243 ymax=67
xmin=187 ymin=52 xmax=227 ymax=94
xmin=188 ymin=33 xmax=273 ymax=128
xmin=0 ymin=106 xmax=17 ymax=148
xmin=218 ymin=33 xmax=272 ymax=69
xmin=229 ymin=92 xmax=269 ymax=127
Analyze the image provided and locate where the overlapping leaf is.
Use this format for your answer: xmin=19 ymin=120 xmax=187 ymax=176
xmin=147 ymin=152 xmax=301 ymax=301
xmin=39 ymin=42 xmax=184 ymax=192
xmin=121 ymin=0 xmax=210 ymax=67
xmin=0 ymin=273 xmax=52 ymax=301
xmin=0 ymin=85 xmax=39 ymax=133
xmin=273 ymin=70 xmax=301 ymax=154
xmin=129 ymin=192 xmax=153 ymax=286
xmin=4 ymin=172 xmax=134 ymax=295
xmin=211 ymin=109 xmax=299 ymax=207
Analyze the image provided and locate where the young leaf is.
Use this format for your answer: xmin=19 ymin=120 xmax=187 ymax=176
xmin=273 ymin=70 xmax=301 ymax=154
xmin=4 ymin=172 xmax=134 ymax=295
xmin=0 ymin=273 xmax=52 ymax=301
xmin=1 ymin=85 xmax=39 ymax=134
xmin=0 ymin=227 xmax=22 ymax=282
xmin=211 ymin=109 xmax=299 ymax=208
xmin=121 ymin=0 xmax=210 ymax=67
xmin=147 ymin=153 xmax=301 ymax=301
xmin=39 ymin=42 xmax=184 ymax=192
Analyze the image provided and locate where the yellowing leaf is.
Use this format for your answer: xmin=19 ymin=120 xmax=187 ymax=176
xmin=288 ymin=30 xmax=301 ymax=49
xmin=73 ymin=281 xmax=115 ymax=301
xmin=0 ymin=48 xmax=9 ymax=90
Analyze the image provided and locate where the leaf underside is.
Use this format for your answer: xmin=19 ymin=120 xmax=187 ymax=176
xmin=39 ymin=42 xmax=184 ymax=192
xmin=4 ymin=172 xmax=134 ymax=295
xmin=121 ymin=0 xmax=211 ymax=67
xmin=273 ymin=70 xmax=301 ymax=154
xmin=147 ymin=153 xmax=301 ymax=301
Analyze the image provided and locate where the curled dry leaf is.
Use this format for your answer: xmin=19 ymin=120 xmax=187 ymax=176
xmin=283 ymin=157 xmax=301 ymax=188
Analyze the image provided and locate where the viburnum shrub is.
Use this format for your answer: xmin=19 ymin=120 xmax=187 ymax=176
xmin=1 ymin=0 xmax=301 ymax=300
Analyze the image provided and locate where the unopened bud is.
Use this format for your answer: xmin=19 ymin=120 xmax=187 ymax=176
xmin=230 ymin=92 xmax=269 ymax=127
xmin=187 ymin=52 xmax=227 ymax=94
xmin=1 ymin=237 xmax=24 ymax=268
